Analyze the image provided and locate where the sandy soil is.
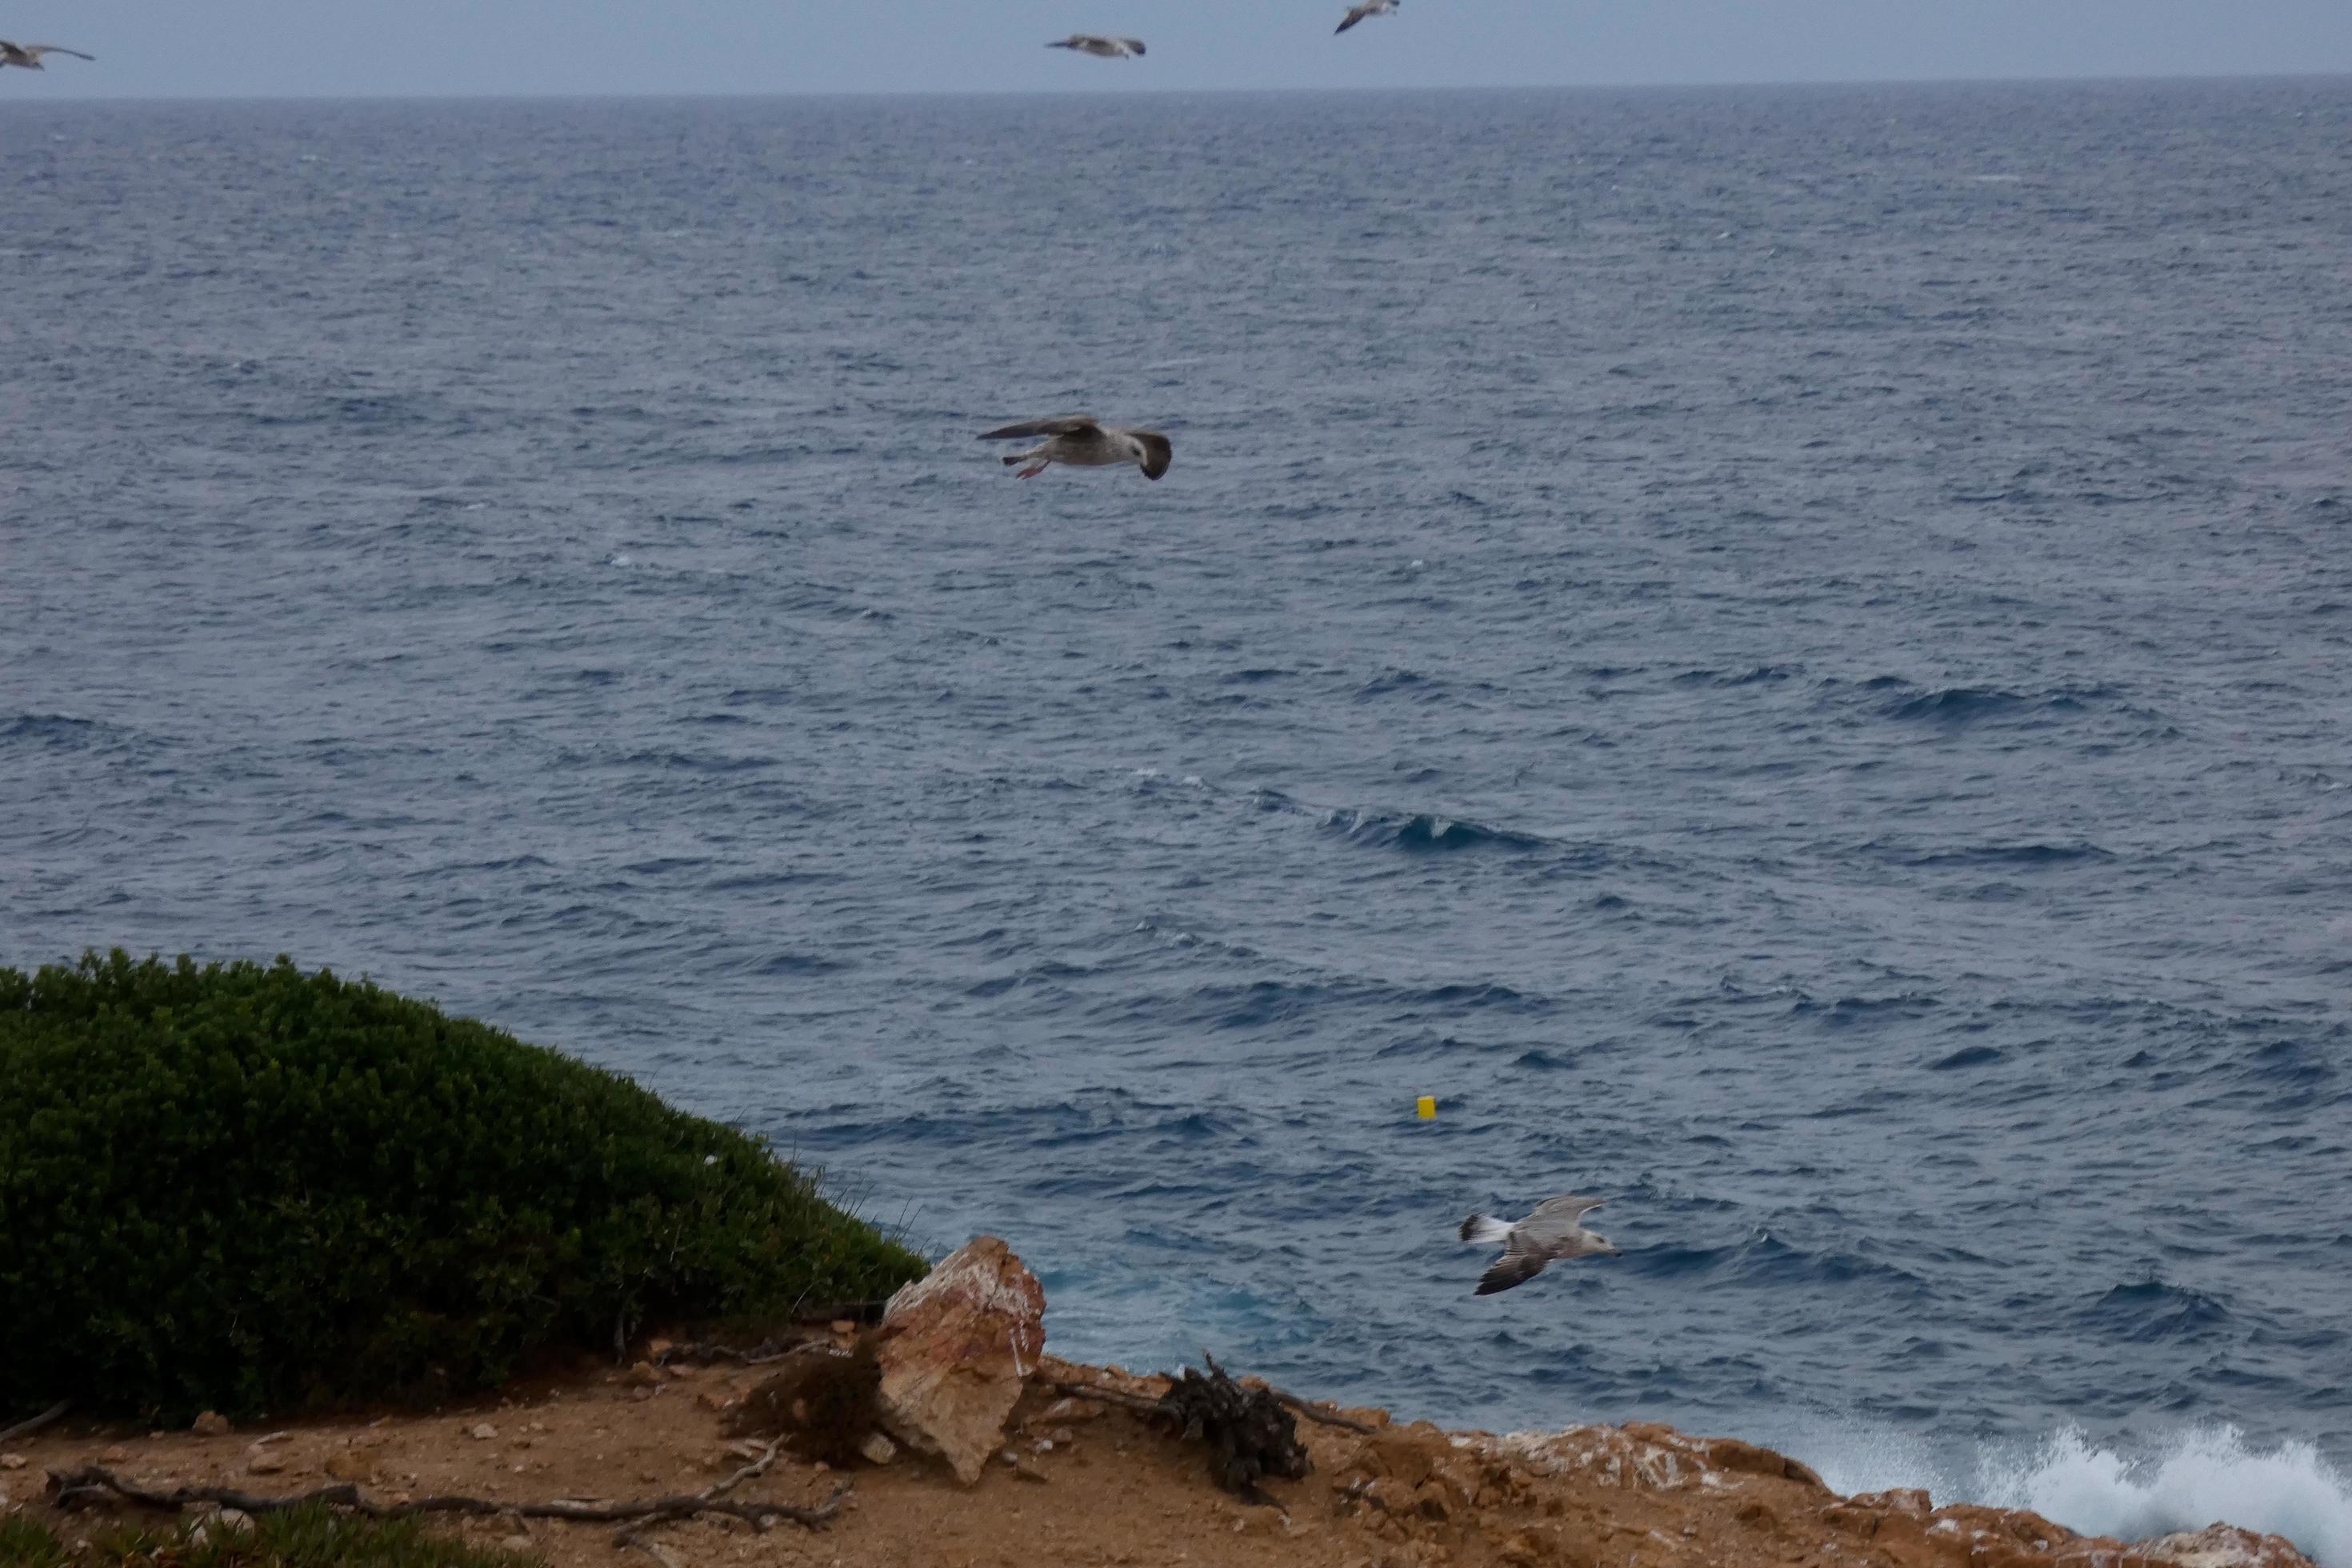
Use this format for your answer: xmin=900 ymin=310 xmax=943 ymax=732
xmin=0 ymin=1346 xmax=2315 ymax=1568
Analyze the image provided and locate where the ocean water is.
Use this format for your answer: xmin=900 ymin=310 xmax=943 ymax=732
xmin=5 ymin=78 xmax=2350 ymax=1554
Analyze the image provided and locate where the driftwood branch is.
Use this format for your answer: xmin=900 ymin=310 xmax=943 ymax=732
xmin=612 ymin=1434 xmax=792 ymax=1547
xmin=1045 ymin=1374 xmax=1375 ymax=1435
xmin=1268 ymin=1389 xmax=1378 ymax=1434
xmin=652 ymin=1338 xmax=818 ymax=1370
xmin=47 ymin=1459 xmax=849 ymax=1534
xmin=0 ymin=1401 xmax=70 ymax=1445
xmin=1045 ymin=1380 xmax=1165 ymax=1415
xmin=621 ymin=1539 xmax=685 ymax=1568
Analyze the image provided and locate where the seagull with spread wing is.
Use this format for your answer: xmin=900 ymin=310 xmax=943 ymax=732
xmin=978 ymin=416 xmax=1173 ymax=481
xmin=1047 ymin=34 xmax=1146 ymax=59
xmin=1336 ymin=1 xmax=1400 ymax=35
xmin=1460 ymin=1194 xmax=1620 ymax=1295
xmin=1 ymin=40 xmax=96 ymax=70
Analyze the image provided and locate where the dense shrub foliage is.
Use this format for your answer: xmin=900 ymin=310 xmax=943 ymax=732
xmin=0 ymin=951 xmax=926 ymax=1420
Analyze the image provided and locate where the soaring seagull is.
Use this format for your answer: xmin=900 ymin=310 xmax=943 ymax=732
xmin=978 ymin=416 xmax=1172 ymax=481
xmin=1335 ymin=1 xmax=1400 ymax=34
xmin=1 ymin=41 xmax=97 ymax=70
xmin=1047 ymin=34 xmax=1146 ymax=59
xmin=1460 ymin=1194 xmax=1619 ymax=1295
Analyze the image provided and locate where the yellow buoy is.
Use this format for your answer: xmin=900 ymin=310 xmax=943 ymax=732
xmin=1416 ymin=1095 xmax=1438 ymax=1120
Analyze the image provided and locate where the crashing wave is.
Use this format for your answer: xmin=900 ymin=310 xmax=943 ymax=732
xmin=1801 ymin=1424 xmax=2352 ymax=1568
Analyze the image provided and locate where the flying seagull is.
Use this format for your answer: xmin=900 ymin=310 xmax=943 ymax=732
xmin=0 ymin=41 xmax=97 ymax=70
xmin=1335 ymin=1 xmax=1400 ymax=34
xmin=1460 ymin=1194 xmax=1620 ymax=1295
xmin=1048 ymin=34 xmax=1146 ymax=58
xmin=978 ymin=416 xmax=1173 ymax=481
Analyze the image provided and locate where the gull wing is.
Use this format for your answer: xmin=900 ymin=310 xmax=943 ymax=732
xmin=1337 ymin=7 xmax=1370 ymax=33
xmin=1475 ymin=1250 xmax=1549 ymax=1296
xmin=1523 ymin=1194 xmax=1606 ymax=1238
xmin=977 ymin=415 xmax=1102 ymax=441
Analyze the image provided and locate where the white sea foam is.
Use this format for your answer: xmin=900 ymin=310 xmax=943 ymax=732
xmin=1797 ymin=1425 xmax=2352 ymax=1567
xmin=1983 ymin=1429 xmax=2352 ymax=1567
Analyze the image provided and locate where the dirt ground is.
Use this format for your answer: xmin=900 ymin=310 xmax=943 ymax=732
xmin=0 ymin=1346 xmax=2314 ymax=1568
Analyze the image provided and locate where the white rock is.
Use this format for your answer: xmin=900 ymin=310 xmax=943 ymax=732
xmin=2136 ymin=1524 xmax=2317 ymax=1568
xmin=873 ymin=1236 xmax=1047 ymax=1487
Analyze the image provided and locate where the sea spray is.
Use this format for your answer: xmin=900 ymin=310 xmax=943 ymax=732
xmin=1980 ymin=1427 xmax=2352 ymax=1568
xmin=1798 ymin=1423 xmax=2352 ymax=1568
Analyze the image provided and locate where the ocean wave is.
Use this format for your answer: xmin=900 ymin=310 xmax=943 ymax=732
xmin=1803 ymin=1425 xmax=2352 ymax=1566
xmin=1153 ymin=777 xmax=1559 ymax=856
xmin=1873 ymin=683 xmax=2117 ymax=726
xmin=1642 ymin=1232 xmax=1933 ymax=1299
xmin=1326 ymin=808 xmax=1548 ymax=853
xmin=2078 ymin=1278 xmax=2234 ymax=1344
xmin=0 ymin=713 xmax=109 ymax=749
xmin=1990 ymin=1429 xmax=2352 ymax=1566
xmin=1890 ymin=841 xmax=2116 ymax=868
xmin=1673 ymin=664 xmax=1803 ymax=688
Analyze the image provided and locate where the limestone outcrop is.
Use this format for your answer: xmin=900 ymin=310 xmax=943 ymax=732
xmin=871 ymin=1235 xmax=1046 ymax=1485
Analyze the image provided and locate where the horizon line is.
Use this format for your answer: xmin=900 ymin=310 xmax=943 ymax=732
xmin=3 ymin=66 xmax=2349 ymax=108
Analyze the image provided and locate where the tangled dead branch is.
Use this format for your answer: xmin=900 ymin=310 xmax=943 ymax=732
xmin=652 ymin=1300 xmax=895 ymax=1370
xmin=47 ymin=1437 xmax=847 ymax=1535
xmin=1047 ymin=1372 xmax=1375 ymax=1435
xmin=722 ymin=1340 xmax=884 ymax=1467
xmin=1045 ymin=1379 xmax=1163 ymax=1414
xmin=1268 ymin=1389 xmax=1378 ymax=1435
xmin=1153 ymin=1354 xmax=1313 ymax=1506
xmin=650 ymin=1337 xmax=813 ymax=1370
xmin=0 ymin=1400 xmax=71 ymax=1445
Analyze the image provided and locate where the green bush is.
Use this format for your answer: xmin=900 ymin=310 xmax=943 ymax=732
xmin=0 ymin=951 xmax=926 ymax=1421
xmin=0 ymin=1506 xmax=540 ymax=1568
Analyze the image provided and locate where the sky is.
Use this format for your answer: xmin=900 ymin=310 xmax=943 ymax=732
xmin=1 ymin=1 xmax=2349 ymax=100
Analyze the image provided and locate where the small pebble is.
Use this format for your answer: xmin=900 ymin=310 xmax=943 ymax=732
xmin=469 ymin=1423 xmax=498 ymax=1441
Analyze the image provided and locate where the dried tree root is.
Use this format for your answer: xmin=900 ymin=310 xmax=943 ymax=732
xmin=0 ymin=1401 xmax=71 ymax=1445
xmin=619 ymin=1538 xmax=686 ymax=1568
xmin=651 ymin=1338 xmax=811 ymax=1370
xmin=612 ymin=1432 xmax=801 ymax=1548
xmin=1047 ymin=1372 xmax=1375 ymax=1435
xmin=47 ymin=1452 xmax=848 ymax=1535
xmin=1268 ymin=1389 xmax=1377 ymax=1435
xmin=1044 ymin=1380 xmax=1166 ymax=1415
xmin=1159 ymin=1354 xmax=1314 ymax=1504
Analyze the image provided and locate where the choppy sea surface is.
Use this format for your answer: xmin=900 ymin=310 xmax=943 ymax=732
xmin=5 ymin=78 xmax=2350 ymax=1557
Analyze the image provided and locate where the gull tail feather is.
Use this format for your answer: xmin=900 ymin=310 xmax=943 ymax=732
xmin=1459 ymin=1214 xmax=1513 ymax=1246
